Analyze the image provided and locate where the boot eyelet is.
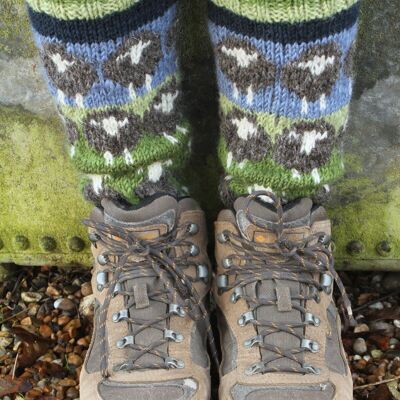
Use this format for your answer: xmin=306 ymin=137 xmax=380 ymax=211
xmin=303 ymin=363 xmax=321 ymax=375
xmin=244 ymin=335 xmax=263 ymax=349
xmin=187 ymin=223 xmax=199 ymax=235
xmin=89 ymin=232 xmax=100 ymax=243
xmin=231 ymin=287 xmax=243 ymax=303
xmin=238 ymin=311 xmax=255 ymax=327
xmin=196 ymin=264 xmax=209 ymax=282
xmin=113 ymin=282 xmax=122 ymax=296
xmin=217 ymin=274 xmax=229 ymax=294
xmin=320 ymin=273 xmax=333 ymax=294
xmin=112 ymin=309 xmax=128 ymax=323
xmin=245 ymin=362 xmax=264 ymax=376
xmin=169 ymin=303 xmax=186 ymax=317
xmin=97 ymin=253 xmax=109 ymax=265
xmin=165 ymin=357 xmax=185 ymax=369
xmin=301 ymin=339 xmax=319 ymax=353
xmin=217 ymin=231 xmax=230 ymax=244
xmin=96 ymin=271 xmax=108 ymax=291
xmin=304 ymin=312 xmax=320 ymax=327
xmin=222 ymin=257 xmax=233 ymax=269
xmin=116 ymin=335 xmax=134 ymax=349
xmin=164 ymin=329 xmax=184 ymax=343
xmin=189 ymin=244 xmax=199 ymax=257
xmin=318 ymin=234 xmax=331 ymax=246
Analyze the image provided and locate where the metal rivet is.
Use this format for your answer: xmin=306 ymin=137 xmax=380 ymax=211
xmin=68 ymin=236 xmax=85 ymax=252
xmin=346 ymin=240 xmax=364 ymax=255
xmin=376 ymin=240 xmax=392 ymax=257
xmin=40 ymin=236 xmax=57 ymax=252
xmin=14 ymin=235 xmax=29 ymax=250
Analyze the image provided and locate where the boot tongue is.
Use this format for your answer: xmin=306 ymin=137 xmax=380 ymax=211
xmin=102 ymin=195 xmax=178 ymax=239
xmin=233 ymin=197 xmax=314 ymax=372
xmin=234 ymin=197 xmax=313 ymax=242
xmin=101 ymin=195 xmax=179 ymax=369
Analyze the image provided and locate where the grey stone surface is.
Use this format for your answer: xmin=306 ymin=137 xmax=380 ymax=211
xmin=0 ymin=54 xmax=54 ymax=116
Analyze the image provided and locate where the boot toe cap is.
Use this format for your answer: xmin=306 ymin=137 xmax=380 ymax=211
xmin=98 ymin=378 xmax=198 ymax=400
xmin=231 ymin=382 xmax=336 ymax=400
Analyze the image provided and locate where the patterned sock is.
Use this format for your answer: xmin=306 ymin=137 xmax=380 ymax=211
xmin=208 ymin=0 xmax=359 ymax=204
xmin=27 ymin=0 xmax=189 ymax=205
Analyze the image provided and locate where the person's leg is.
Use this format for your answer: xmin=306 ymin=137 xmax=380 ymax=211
xmin=209 ymin=0 xmax=358 ymax=203
xmin=26 ymin=2 xmax=212 ymax=398
xmin=27 ymin=0 xmax=189 ymax=205
xmin=209 ymin=1 xmax=359 ymax=399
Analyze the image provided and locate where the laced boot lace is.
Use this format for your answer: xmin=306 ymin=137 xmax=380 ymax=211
xmin=85 ymin=218 xmax=217 ymax=377
xmin=217 ymin=191 xmax=355 ymax=375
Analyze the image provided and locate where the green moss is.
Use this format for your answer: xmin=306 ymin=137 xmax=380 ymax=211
xmin=328 ymin=167 xmax=400 ymax=268
xmin=0 ymin=0 xmax=37 ymax=58
xmin=0 ymin=106 xmax=92 ymax=267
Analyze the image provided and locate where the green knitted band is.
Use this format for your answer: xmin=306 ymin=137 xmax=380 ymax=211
xmin=221 ymin=142 xmax=345 ymax=200
xmin=220 ymin=96 xmax=349 ymax=142
xmin=209 ymin=0 xmax=358 ymax=23
xmin=26 ymin=0 xmax=139 ymax=20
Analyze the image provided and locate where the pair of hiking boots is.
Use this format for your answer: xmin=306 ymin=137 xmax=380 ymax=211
xmin=80 ymin=191 xmax=353 ymax=400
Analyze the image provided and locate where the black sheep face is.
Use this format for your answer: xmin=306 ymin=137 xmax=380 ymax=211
xmin=103 ymin=31 xmax=162 ymax=93
xmin=42 ymin=43 xmax=98 ymax=100
xmin=344 ymin=44 xmax=356 ymax=78
xmin=274 ymin=120 xmax=336 ymax=173
xmin=143 ymin=77 xmax=182 ymax=135
xmin=216 ymin=37 xmax=276 ymax=104
xmin=84 ymin=109 xmax=143 ymax=162
xmin=281 ymin=43 xmax=341 ymax=110
xmin=222 ymin=108 xmax=272 ymax=163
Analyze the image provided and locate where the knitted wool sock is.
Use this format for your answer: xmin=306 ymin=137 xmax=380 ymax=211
xmin=208 ymin=0 xmax=359 ymax=204
xmin=27 ymin=0 xmax=189 ymax=205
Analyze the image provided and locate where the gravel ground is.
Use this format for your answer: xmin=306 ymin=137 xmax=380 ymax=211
xmin=1 ymin=266 xmax=400 ymax=399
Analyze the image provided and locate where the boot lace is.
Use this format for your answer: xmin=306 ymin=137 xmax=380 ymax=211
xmin=84 ymin=218 xmax=217 ymax=377
xmin=217 ymin=191 xmax=355 ymax=375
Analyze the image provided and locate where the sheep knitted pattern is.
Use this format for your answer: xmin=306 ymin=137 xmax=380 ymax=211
xmin=27 ymin=0 xmax=188 ymax=205
xmin=208 ymin=0 xmax=359 ymax=203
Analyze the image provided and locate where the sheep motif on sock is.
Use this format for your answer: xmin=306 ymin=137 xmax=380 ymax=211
xmin=143 ymin=78 xmax=182 ymax=141
xmin=273 ymin=121 xmax=336 ymax=181
xmin=103 ymin=31 xmax=162 ymax=99
xmin=41 ymin=43 xmax=98 ymax=107
xmin=84 ymin=109 xmax=143 ymax=166
xmin=216 ymin=37 xmax=275 ymax=105
xmin=222 ymin=109 xmax=272 ymax=164
xmin=281 ymin=43 xmax=342 ymax=114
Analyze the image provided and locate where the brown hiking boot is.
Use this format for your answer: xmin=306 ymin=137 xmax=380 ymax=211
xmin=214 ymin=192 xmax=353 ymax=400
xmin=80 ymin=195 xmax=213 ymax=400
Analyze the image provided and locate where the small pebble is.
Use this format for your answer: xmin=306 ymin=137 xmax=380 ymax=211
xmin=66 ymin=387 xmax=79 ymax=399
xmin=79 ymin=294 xmax=95 ymax=317
xmin=21 ymin=292 xmax=43 ymax=303
xmin=353 ymin=338 xmax=367 ymax=355
xmin=371 ymin=349 xmax=383 ymax=359
xmin=370 ymin=321 xmax=395 ymax=335
xmin=369 ymin=302 xmax=384 ymax=310
xmin=67 ymin=353 xmax=83 ymax=367
xmin=394 ymin=320 xmax=400 ymax=328
xmin=354 ymin=323 xmax=370 ymax=333
xmin=46 ymin=285 xmax=61 ymax=297
xmin=80 ymin=282 xmax=93 ymax=297
xmin=363 ymin=355 xmax=371 ymax=361
xmin=54 ymin=298 xmax=76 ymax=312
